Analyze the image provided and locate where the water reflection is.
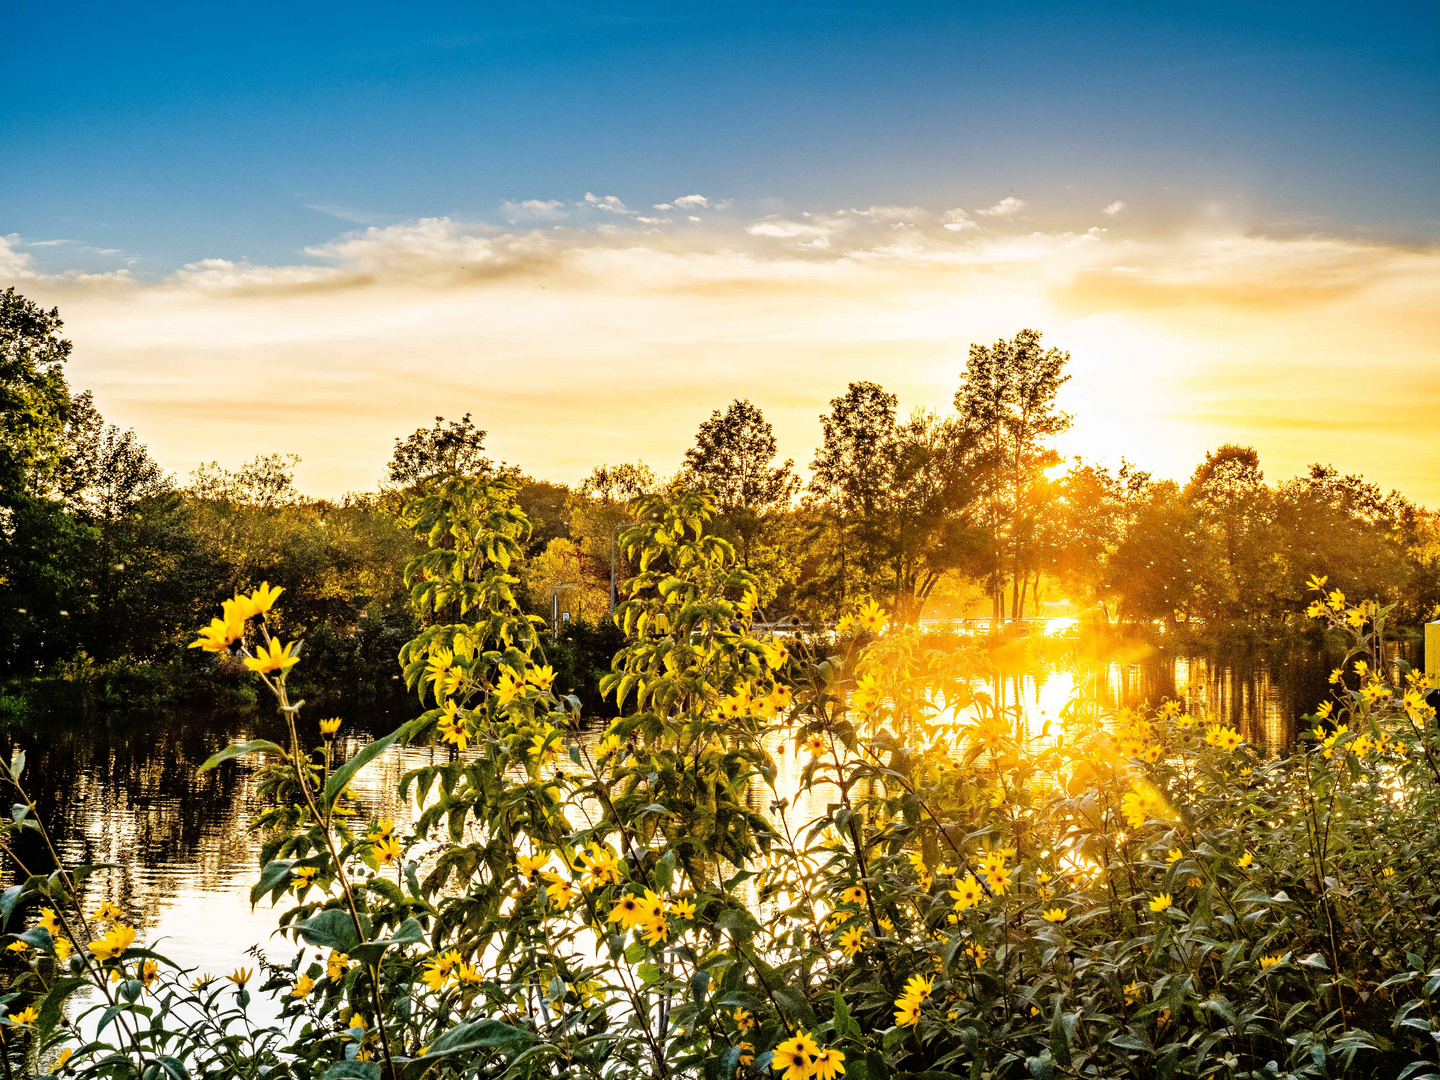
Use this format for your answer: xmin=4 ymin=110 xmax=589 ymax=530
xmin=2 ymin=640 xmax=1396 ymax=1002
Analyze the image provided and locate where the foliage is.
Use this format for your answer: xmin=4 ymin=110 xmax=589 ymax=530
xmin=8 ymin=487 xmax=1440 ymax=1080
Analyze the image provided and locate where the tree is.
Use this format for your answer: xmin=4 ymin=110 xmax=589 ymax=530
xmin=681 ymin=399 xmax=799 ymax=568
xmin=807 ymin=384 xmax=978 ymax=622
xmin=190 ymin=453 xmax=303 ymax=508
xmin=578 ymin=462 xmax=658 ymax=506
xmin=955 ymin=329 xmax=1071 ymax=622
xmin=1183 ymin=445 xmax=1281 ymax=623
xmin=1 ymin=287 xmax=74 ymax=499
xmin=386 ymin=413 xmax=493 ymax=488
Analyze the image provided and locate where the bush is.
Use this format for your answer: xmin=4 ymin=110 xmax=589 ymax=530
xmin=1 ymin=492 xmax=1439 ymax=1080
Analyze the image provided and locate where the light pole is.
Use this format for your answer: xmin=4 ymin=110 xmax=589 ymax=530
xmin=550 ymin=584 xmax=579 ymax=635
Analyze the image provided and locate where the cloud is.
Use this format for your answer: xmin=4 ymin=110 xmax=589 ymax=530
xmin=7 ymin=204 xmax=1440 ymax=508
xmin=1102 ymin=201 xmax=1126 ymax=216
xmin=976 ymin=196 xmax=1027 ymax=218
xmin=27 ymin=238 xmax=77 ymax=247
xmin=582 ymin=193 xmax=632 ymax=214
xmin=942 ymin=208 xmax=977 ymax=232
xmin=307 ymin=204 xmax=380 ymax=224
xmin=672 ymin=194 xmax=710 ymax=209
xmin=500 ymin=198 xmax=568 ymax=222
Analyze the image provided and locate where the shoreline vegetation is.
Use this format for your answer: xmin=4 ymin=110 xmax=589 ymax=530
xmin=0 ymin=483 xmax=1438 ymax=1079
xmin=4 ymin=287 xmax=1438 ymax=728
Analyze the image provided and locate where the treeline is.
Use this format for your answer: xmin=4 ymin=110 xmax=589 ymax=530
xmin=2 ymin=287 xmax=1436 ymax=716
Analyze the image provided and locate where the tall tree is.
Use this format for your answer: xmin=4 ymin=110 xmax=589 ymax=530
xmin=1 ymin=287 xmax=74 ymax=499
xmin=386 ymin=413 xmax=493 ymax=489
xmin=682 ymin=399 xmax=799 ymax=568
xmin=955 ymin=329 xmax=1071 ymax=622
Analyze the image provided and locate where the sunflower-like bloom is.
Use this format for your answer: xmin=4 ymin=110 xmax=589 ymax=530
xmin=248 ymin=582 xmax=284 ymax=614
xmin=244 ymin=638 xmax=301 ymax=674
xmin=1041 ymin=908 xmax=1067 ymax=923
xmin=1120 ymin=781 xmax=1167 ymax=829
xmin=327 ymin=950 xmax=348 ymax=980
xmin=437 ymin=701 xmax=470 ymax=751
xmin=772 ymin=1032 xmax=820 ymax=1080
xmin=227 ymin=967 xmax=252 ymax=987
xmin=37 ymin=907 xmax=60 ymax=934
xmin=9 ymin=1006 xmax=38 ymax=1025
xmin=546 ymin=879 xmax=576 ymax=908
xmin=668 ymin=897 xmax=696 ymax=921
xmin=800 ymin=733 xmax=827 ymax=757
xmin=609 ymin=894 xmax=644 ymax=928
xmin=372 ymin=836 xmax=402 ymax=868
xmin=1258 ymin=954 xmax=1282 ymax=969
xmin=812 ymin=1047 xmax=846 ymax=1080
xmin=762 ymin=641 xmax=789 ymax=671
xmin=527 ymin=664 xmax=556 ymax=692
xmin=637 ymin=912 xmax=668 ymax=945
xmin=190 ymin=616 xmax=242 ymax=653
xmin=291 ymin=973 xmax=314 ymax=997
xmin=319 ymin=717 xmax=342 ymax=736
xmin=838 ymin=885 xmax=866 ymax=906
xmin=1148 ymin=893 xmax=1172 ymax=913
xmin=577 ymin=844 xmax=622 ymax=888
xmin=140 ymin=958 xmax=159 ymax=988
xmin=838 ymin=926 xmax=867 ymax=957
xmin=949 ymin=875 xmax=984 ymax=911
xmin=88 ymin=924 xmax=137 ymax=961
xmin=856 ymin=599 xmax=887 ymax=633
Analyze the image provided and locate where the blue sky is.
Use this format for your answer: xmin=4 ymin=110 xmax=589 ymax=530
xmin=6 ymin=1 xmax=1438 ymax=275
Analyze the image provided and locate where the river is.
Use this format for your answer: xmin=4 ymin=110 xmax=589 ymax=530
xmin=1 ymin=635 xmax=1378 ymax=1026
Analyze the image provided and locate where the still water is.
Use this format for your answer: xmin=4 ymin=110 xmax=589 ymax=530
xmin=4 ymin=640 xmax=1368 ymax=1004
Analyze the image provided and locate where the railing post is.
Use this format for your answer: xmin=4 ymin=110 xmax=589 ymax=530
xmin=1427 ymin=620 xmax=1440 ymax=679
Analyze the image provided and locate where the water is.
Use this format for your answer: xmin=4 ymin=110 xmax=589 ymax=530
xmin=1 ymin=639 xmax=1382 ymax=1015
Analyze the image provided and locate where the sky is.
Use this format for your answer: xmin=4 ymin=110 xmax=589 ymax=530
xmin=3 ymin=1 xmax=1439 ymax=500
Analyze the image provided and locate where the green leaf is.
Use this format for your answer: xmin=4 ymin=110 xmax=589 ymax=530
xmin=250 ymin=860 xmax=296 ymax=907
xmin=9 ymin=750 xmax=24 ymax=779
xmin=293 ymin=909 xmax=361 ymax=953
xmin=198 ymin=740 xmax=287 ymax=773
xmin=408 ymin=1018 xmax=534 ymax=1064
xmin=350 ymin=918 xmax=425 ymax=966
xmin=36 ymin=976 xmax=86 ymax=1045
xmin=154 ymin=1056 xmax=191 ymax=1080
xmin=323 ymin=1063 xmax=381 ymax=1080
xmin=324 ymin=728 xmax=405 ymax=806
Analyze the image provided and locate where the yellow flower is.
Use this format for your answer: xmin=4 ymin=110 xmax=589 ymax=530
xmin=768 ymin=685 xmax=793 ymax=711
xmin=88 ymin=924 xmax=137 ymax=961
xmin=733 ymin=1007 xmax=754 ymax=1032
xmin=738 ymin=1041 xmax=755 ymax=1067
xmin=812 ymin=1046 xmax=846 ymax=1080
xmin=546 ymin=879 xmax=576 ymax=908
xmin=1345 ymin=607 xmax=1366 ymax=629
xmin=669 ymin=898 xmax=696 ymax=921
xmin=1040 ymin=908 xmax=1067 ymax=923
xmin=291 ymin=973 xmax=314 ymax=997
xmin=949 ymin=875 xmax=984 ymax=911
xmin=1148 ymin=893 xmax=1172 ymax=913
xmin=762 ymin=641 xmax=789 ymax=670
xmin=1326 ymin=588 xmax=1345 ymax=612
xmin=1123 ymin=980 xmax=1142 ymax=1005
xmin=53 ymin=937 xmax=72 ymax=961
xmin=10 ymin=1005 xmax=38 ymax=1025
xmin=1382 ymin=866 xmax=1396 ymax=878
xmin=191 ymin=973 xmax=214 ymax=990
xmin=327 ymin=950 xmax=348 ymax=980
xmin=189 ymin=616 xmax=242 ymax=653
xmin=900 ymin=974 xmax=934 ymax=1002
xmin=893 ymin=996 xmax=921 ymax=1027
xmin=638 ymin=913 xmax=669 ymax=946
xmin=1314 ymin=701 xmax=1333 ymax=720
xmin=838 ymin=926 xmax=867 ymax=957
xmin=526 ymin=664 xmax=556 ymax=692
xmin=244 ymin=638 xmax=301 ymax=674
xmin=1120 ymin=782 xmax=1167 ymax=828
xmin=964 ymin=942 xmax=987 ymax=964
xmin=857 ymin=599 xmax=887 ymax=633
xmin=291 ymin=865 xmax=320 ymax=893
xmin=372 ymin=836 xmax=402 ymax=868
xmin=1306 ymin=600 xmax=1325 ymax=618
xmin=248 ymin=582 xmax=284 ymax=613
xmin=437 ymin=701 xmax=470 ymax=751
xmin=227 ymin=967 xmax=252 ymax=988
xmin=50 ymin=1047 xmax=73 ymax=1073
xmin=529 ymin=727 xmax=562 ymax=768
xmin=6 ymin=940 xmax=27 ymax=954
xmin=37 ymin=908 xmax=60 ymax=935
xmin=577 ymin=844 xmax=623 ymax=888
xmin=1258 ymin=954 xmax=1282 ymax=969
xmin=609 ymin=894 xmax=644 ymax=929
xmin=319 ymin=717 xmax=342 ymax=736
xmin=839 ymin=885 xmax=866 ymax=906
xmin=1237 ymin=851 xmax=1254 ymax=869
xmin=772 ymin=1033 xmax=820 ymax=1080
xmin=495 ymin=668 xmax=524 ymax=707
xmin=1166 ymin=848 xmax=1182 ymax=865
xmin=835 ymin=613 xmax=855 ymax=634
xmin=517 ymin=852 xmax=550 ymax=884
xmin=139 ymin=958 xmax=159 ymax=988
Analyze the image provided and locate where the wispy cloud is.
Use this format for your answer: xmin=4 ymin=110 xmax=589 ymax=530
xmin=976 ymin=196 xmax=1027 ymax=218
xmin=306 ymin=204 xmax=382 ymax=224
xmin=7 ymin=200 xmax=1439 ymax=506
xmin=1102 ymin=201 xmax=1126 ymax=216
xmin=501 ymin=198 xmax=568 ymax=222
